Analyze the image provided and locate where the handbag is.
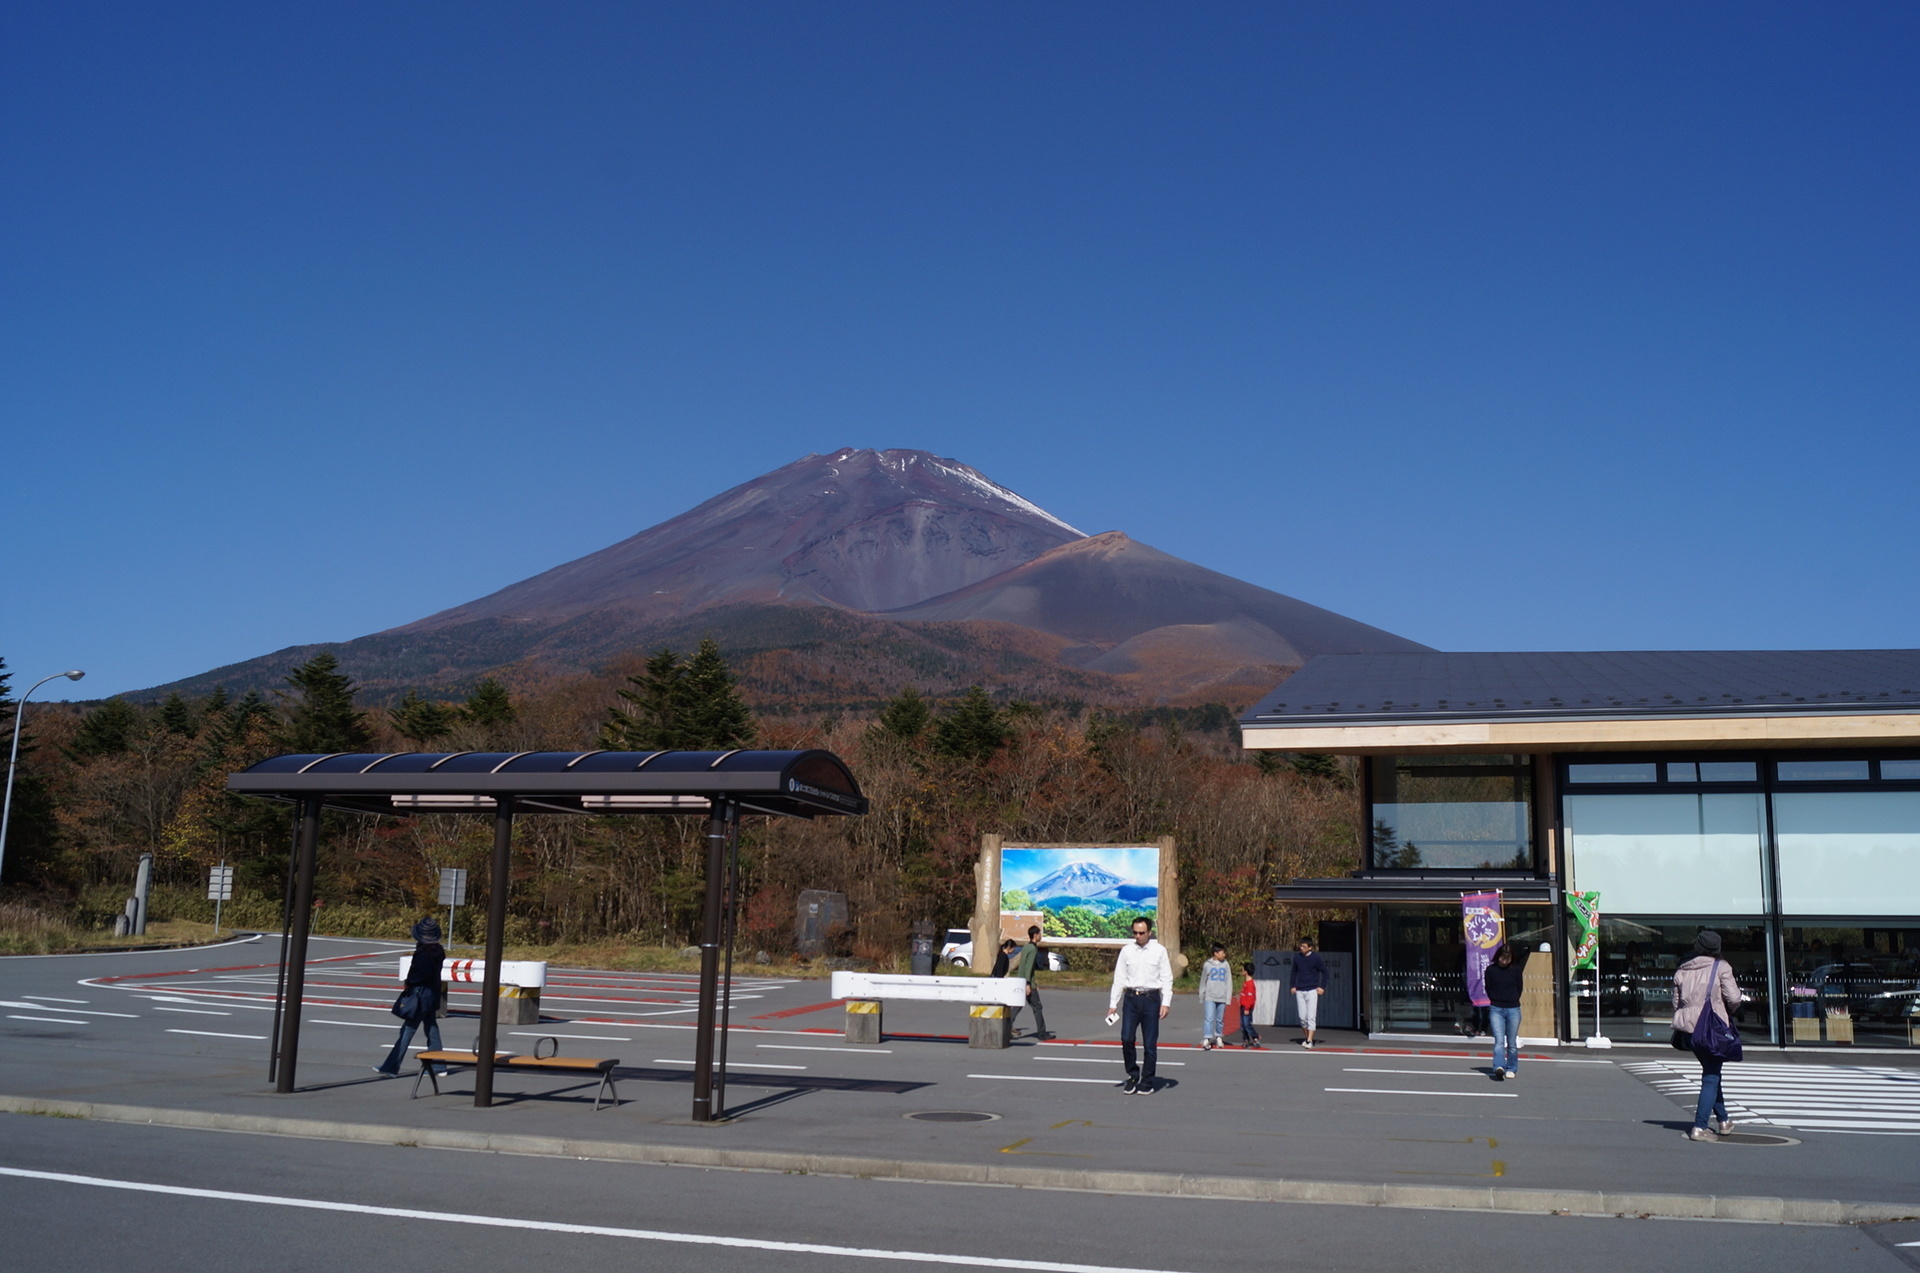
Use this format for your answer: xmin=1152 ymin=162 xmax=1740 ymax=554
xmin=1688 ymin=958 xmax=1744 ymax=1062
xmin=391 ymin=985 xmax=426 ymax=1022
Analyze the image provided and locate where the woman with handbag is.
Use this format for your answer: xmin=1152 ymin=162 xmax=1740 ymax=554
xmin=375 ymin=918 xmax=447 ymax=1077
xmin=1671 ymin=930 xmax=1744 ymax=1141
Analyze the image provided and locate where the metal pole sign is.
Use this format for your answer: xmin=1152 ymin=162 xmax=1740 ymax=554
xmin=438 ymin=867 xmax=469 ymax=943
xmin=207 ymin=862 xmax=234 ymax=937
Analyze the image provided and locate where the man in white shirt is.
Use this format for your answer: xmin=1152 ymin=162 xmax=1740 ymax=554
xmin=1108 ymin=916 xmax=1173 ymax=1094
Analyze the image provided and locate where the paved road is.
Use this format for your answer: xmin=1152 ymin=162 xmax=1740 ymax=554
xmin=5 ymin=1113 xmax=1919 ymax=1273
xmin=3 ymin=934 xmax=1918 ymax=1217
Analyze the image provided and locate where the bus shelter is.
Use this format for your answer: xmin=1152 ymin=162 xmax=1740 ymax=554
xmin=228 ymin=749 xmax=867 ymax=1120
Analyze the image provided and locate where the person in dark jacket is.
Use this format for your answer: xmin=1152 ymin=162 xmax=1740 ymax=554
xmin=1483 ymin=943 xmax=1526 ymax=1081
xmin=989 ymin=938 xmax=1017 ymax=980
xmin=376 ymin=918 xmax=446 ymax=1077
xmin=1288 ymin=937 xmax=1329 ymax=1049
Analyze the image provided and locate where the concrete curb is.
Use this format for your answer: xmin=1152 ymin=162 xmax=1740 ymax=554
xmin=4 ymin=1094 xmax=1913 ymax=1226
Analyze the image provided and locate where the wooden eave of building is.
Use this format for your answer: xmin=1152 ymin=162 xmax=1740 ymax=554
xmin=1239 ymin=710 xmax=1920 ymax=756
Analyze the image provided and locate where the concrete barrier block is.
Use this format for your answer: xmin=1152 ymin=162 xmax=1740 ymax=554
xmin=498 ymin=986 xmax=541 ymax=1025
xmin=968 ymin=1004 xmax=1010 ymax=1048
xmin=846 ymin=1000 xmax=882 ymax=1044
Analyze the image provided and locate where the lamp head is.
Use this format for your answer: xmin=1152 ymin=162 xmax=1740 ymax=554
xmin=64 ymin=671 xmax=85 ymax=681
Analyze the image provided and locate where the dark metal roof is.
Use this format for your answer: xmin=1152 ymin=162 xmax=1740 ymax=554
xmin=1240 ymin=650 xmax=1920 ymax=729
xmin=1274 ymin=872 xmax=1553 ymax=906
xmin=227 ymin=749 xmax=867 ymax=819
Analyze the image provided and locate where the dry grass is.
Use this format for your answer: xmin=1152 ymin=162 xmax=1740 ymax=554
xmin=0 ymin=904 xmax=235 ymax=956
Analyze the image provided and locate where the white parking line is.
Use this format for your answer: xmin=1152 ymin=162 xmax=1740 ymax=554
xmin=21 ymin=996 xmax=88 ymax=1003
xmin=1033 ymin=1057 xmax=1185 ymax=1067
xmin=969 ymin=1074 xmax=1118 ymax=1085
xmin=1324 ymin=1087 xmax=1516 ymax=1098
xmin=314 ymin=1020 xmax=392 ymax=1029
xmin=0 ymin=1001 xmax=136 ymax=1017
xmin=652 ymin=1059 xmax=806 ymax=1070
xmin=0 ymin=1166 xmax=1187 ymax=1273
xmin=510 ymin=1032 xmax=631 ymax=1042
xmin=1343 ymin=1068 xmax=1483 ymax=1077
xmin=152 ymin=1007 xmax=232 ymax=1016
xmin=758 ymin=1045 xmax=892 ymax=1054
xmin=165 ymin=1029 xmax=267 ymax=1040
xmin=7 ymin=1015 xmax=88 ymax=1025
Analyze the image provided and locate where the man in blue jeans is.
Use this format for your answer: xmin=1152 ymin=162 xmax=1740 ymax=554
xmin=1483 ymin=943 xmax=1525 ymax=1081
xmin=1108 ymin=916 xmax=1173 ymax=1094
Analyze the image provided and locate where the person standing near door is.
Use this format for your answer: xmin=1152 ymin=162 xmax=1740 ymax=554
xmin=1108 ymin=916 xmax=1173 ymax=1093
xmin=1483 ymin=943 xmax=1525 ymax=1080
xmin=1288 ymin=937 xmax=1328 ymax=1049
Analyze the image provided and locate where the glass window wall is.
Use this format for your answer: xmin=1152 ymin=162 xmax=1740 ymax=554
xmin=1369 ymin=755 xmax=1532 ymax=870
xmin=1773 ymin=791 xmax=1920 ymax=916
xmin=1369 ymin=905 xmax=1552 ymax=1035
xmin=1582 ymin=918 xmax=1773 ymax=1044
xmin=1782 ymin=924 xmax=1920 ymax=1048
xmin=1564 ymin=792 xmax=1768 ymax=914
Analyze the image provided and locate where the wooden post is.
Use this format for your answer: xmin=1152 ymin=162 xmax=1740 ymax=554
xmin=1157 ymin=835 xmax=1183 ymax=975
xmin=971 ymin=834 xmax=1002 ymax=973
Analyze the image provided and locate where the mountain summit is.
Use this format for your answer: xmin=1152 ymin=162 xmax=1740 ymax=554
xmin=398 ymin=449 xmax=1084 ymax=628
xmin=144 ymin=448 xmax=1429 ymax=706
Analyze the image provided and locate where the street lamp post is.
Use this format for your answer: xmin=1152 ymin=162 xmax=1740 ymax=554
xmin=0 ymin=669 xmax=86 ymax=886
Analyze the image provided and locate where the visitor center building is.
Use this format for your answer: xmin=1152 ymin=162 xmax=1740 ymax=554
xmin=1239 ymin=650 xmax=1920 ymax=1051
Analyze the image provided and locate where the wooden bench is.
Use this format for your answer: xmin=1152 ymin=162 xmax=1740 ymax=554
xmin=829 ymin=971 xmax=1029 ymax=1048
xmin=412 ymin=1040 xmax=621 ymax=1110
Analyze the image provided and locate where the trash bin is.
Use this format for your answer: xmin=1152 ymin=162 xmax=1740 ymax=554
xmin=909 ymin=924 xmax=935 ymax=977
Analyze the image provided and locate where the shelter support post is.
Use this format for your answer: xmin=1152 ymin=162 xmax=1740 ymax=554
xmin=274 ymin=797 xmax=322 ymax=1094
xmin=267 ymin=809 xmax=301 ymax=1084
xmin=692 ymin=799 xmax=739 ymax=1123
xmin=474 ymin=797 xmax=515 ymax=1107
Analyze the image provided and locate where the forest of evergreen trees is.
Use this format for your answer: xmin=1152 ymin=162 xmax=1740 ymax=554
xmin=0 ymin=647 xmax=1360 ymax=961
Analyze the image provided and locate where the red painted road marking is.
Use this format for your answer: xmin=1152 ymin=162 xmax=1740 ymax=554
xmin=751 ymin=1000 xmax=841 ymax=1019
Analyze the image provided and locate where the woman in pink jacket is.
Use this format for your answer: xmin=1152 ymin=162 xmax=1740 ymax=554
xmin=1671 ymin=930 xmax=1745 ymax=1142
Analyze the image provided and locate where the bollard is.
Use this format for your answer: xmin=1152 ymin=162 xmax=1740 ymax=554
xmin=968 ymin=1004 xmax=1010 ymax=1049
xmin=498 ymin=984 xmax=541 ymax=1026
xmin=845 ymin=999 xmax=882 ymax=1043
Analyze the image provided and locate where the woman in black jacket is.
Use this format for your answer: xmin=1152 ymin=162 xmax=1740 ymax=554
xmin=375 ymin=918 xmax=447 ymax=1077
xmin=1483 ymin=943 xmax=1526 ymax=1081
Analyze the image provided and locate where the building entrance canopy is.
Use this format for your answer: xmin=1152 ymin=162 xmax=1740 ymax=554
xmin=229 ymin=750 xmax=867 ymax=1119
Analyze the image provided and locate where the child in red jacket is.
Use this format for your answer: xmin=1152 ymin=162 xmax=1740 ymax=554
xmin=1236 ymin=963 xmax=1262 ymax=1048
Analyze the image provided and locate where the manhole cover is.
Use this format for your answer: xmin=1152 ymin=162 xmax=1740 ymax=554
xmin=903 ymin=1111 xmax=1000 ymax=1123
xmin=1717 ymin=1132 xmax=1800 ymax=1146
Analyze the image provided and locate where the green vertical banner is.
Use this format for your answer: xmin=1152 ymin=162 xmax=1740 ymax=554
xmin=1568 ymin=891 xmax=1601 ymax=970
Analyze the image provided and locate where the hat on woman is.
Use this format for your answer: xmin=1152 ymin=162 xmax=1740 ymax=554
xmin=1691 ymin=929 xmax=1722 ymax=956
xmin=412 ymin=918 xmax=443 ymax=943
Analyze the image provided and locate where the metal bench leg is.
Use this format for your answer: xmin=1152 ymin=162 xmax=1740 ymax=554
xmin=595 ymin=1070 xmax=616 ymax=1111
xmin=412 ymin=1063 xmax=441 ymax=1099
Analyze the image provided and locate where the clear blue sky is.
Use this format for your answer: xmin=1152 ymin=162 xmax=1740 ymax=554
xmin=5 ymin=3 xmax=1916 ymax=698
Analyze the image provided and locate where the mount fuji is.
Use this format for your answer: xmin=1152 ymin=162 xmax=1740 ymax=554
xmin=140 ymin=448 xmax=1429 ymax=707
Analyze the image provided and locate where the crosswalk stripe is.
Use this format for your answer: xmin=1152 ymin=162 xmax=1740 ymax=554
xmin=1623 ymin=1059 xmax=1920 ymax=1135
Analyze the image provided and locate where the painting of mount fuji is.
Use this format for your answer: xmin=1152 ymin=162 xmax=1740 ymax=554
xmin=1000 ymin=845 xmax=1160 ymax=941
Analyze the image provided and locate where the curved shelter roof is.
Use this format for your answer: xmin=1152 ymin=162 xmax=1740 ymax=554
xmin=228 ymin=749 xmax=866 ymax=818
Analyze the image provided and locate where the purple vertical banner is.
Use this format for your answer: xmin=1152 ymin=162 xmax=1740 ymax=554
xmin=1461 ymin=891 xmax=1505 ymax=1007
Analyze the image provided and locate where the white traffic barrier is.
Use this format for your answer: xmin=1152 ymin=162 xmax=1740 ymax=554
xmin=829 ymin=971 xmax=1028 ymax=1048
xmin=401 ymin=957 xmax=548 ymax=1025
xmin=829 ymin=971 xmax=1024 ymax=1006
xmin=401 ymin=957 xmax=548 ymax=990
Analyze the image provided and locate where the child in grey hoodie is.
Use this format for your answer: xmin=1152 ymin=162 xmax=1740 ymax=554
xmin=1199 ymin=944 xmax=1233 ymax=1049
